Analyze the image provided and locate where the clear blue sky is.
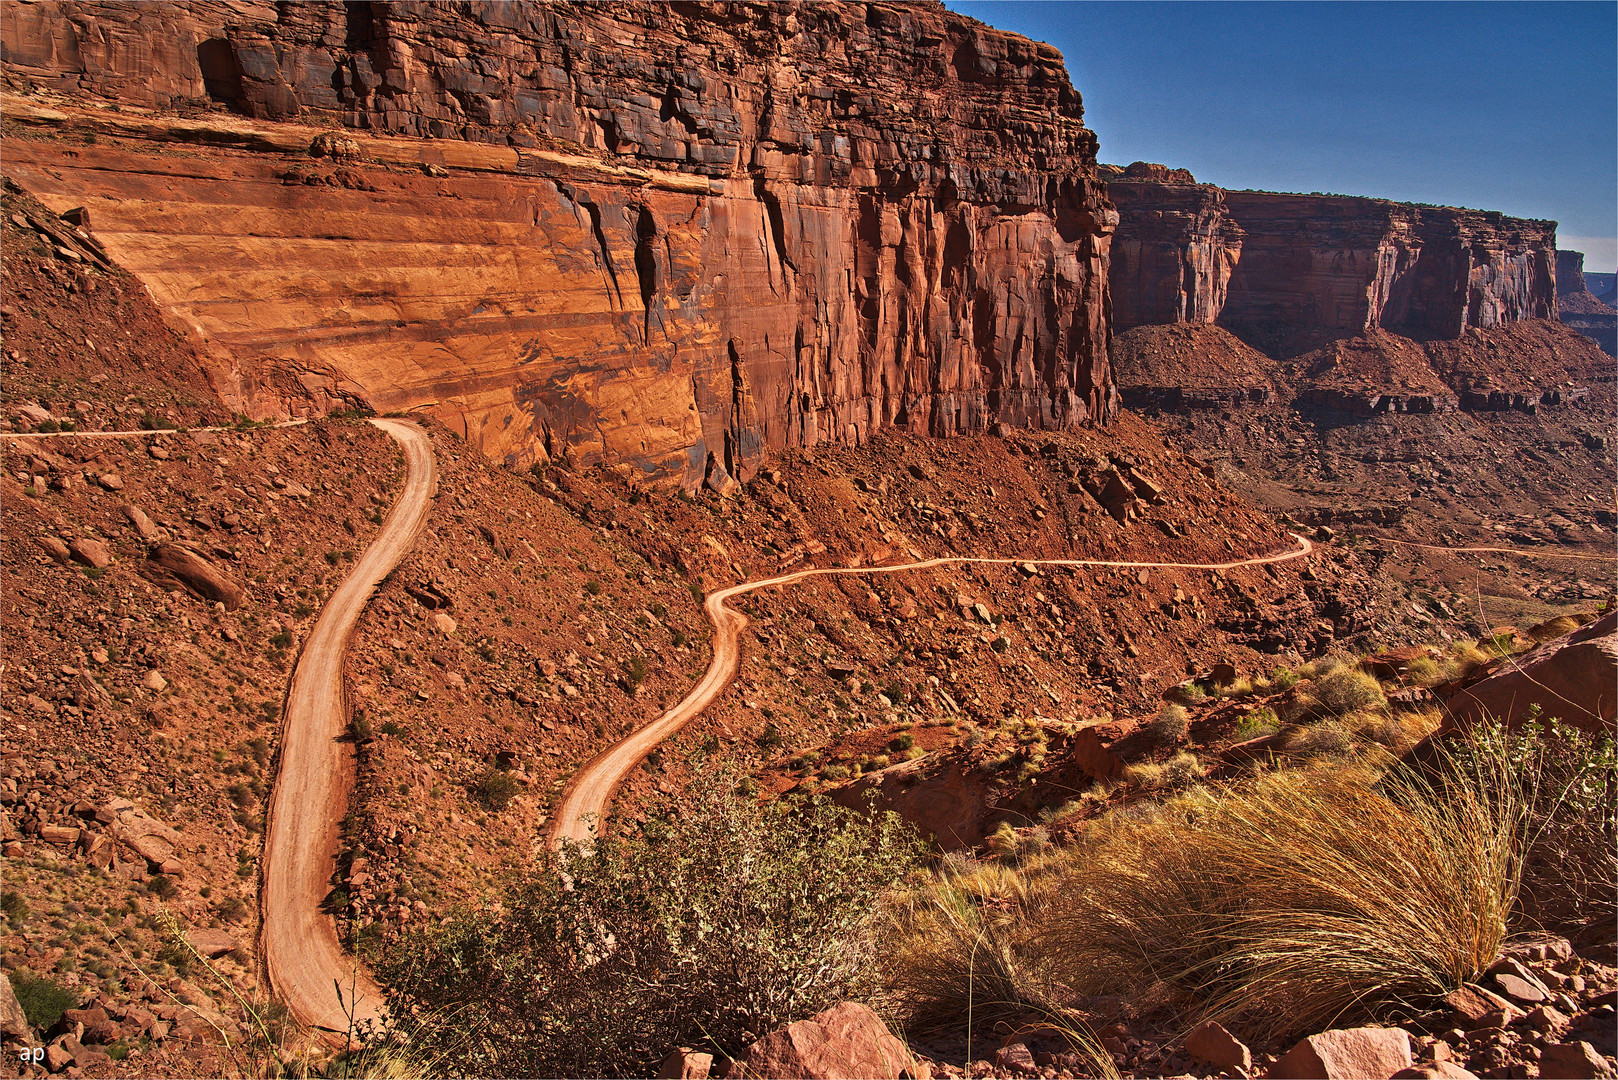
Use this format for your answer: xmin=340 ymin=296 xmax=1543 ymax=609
xmin=946 ymin=1 xmax=1618 ymax=272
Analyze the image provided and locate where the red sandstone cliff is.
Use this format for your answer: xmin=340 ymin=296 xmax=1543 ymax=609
xmin=1 ymin=1 xmax=1117 ymax=486
xmin=1108 ymin=164 xmax=1557 ymax=346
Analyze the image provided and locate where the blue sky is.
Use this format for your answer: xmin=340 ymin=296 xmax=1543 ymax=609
xmin=946 ymin=1 xmax=1618 ymax=272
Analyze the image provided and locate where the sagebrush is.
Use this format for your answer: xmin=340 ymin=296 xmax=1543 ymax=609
xmin=384 ymin=786 xmax=921 ymax=1077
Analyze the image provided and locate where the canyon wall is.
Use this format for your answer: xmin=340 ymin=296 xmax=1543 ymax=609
xmin=1556 ymin=249 xmax=1617 ymax=356
xmin=1108 ymin=166 xmax=1557 ymax=345
xmin=0 ymin=1 xmax=1117 ymax=486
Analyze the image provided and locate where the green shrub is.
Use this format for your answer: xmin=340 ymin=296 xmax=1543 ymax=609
xmin=472 ymin=769 xmax=520 ymax=812
xmin=384 ymin=787 xmax=920 ymax=1077
xmin=584 ymin=579 xmax=603 ymax=597
xmin=1236 ymin=707 xmax=1281 ymax=741
xmin=11 ymin=972 xmax=77 ymax=1030
xmin=890 ymin=733 xmax=915 ymax=752
xmin=146 ymin=875 xmax=179 ymax=900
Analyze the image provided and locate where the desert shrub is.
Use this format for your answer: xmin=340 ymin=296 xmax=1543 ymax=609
xmin=1143 ymin=704 xmax=1190 ymax=744
xmin=1405 ymin=656 xmax=1441 ymax=685
xmin=822 ymin=764 xmax=850 ymax=781
xmin=1308 ymin=666 xmax=1386 ymax=716
xmin=1235 ymin=707 xmax=1281 ymax=741
xmin=385 ymin=787 xmax=921 ymax=1077
xmin=890 ymin=733 xmax=916 ymax=752
xmin=1283 ymin=720 xmax=1355 ymax=758
xmin=11 ymin=972 xmax=77 ymax=1030
xmin=1480 ymin=714 xmax=1616 ymax=944
xmin=471 ymin=769 xmax=520 ymax=812
xmin=1 ymin=891 xmax=28 ymax=922
xmin=1037 ymin=733 xmax=1526 ymax=1039
xmin=146 ymin=875 xmax=179 ymax=900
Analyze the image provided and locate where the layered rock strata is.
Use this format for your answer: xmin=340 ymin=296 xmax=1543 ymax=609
xmin=1107 ymin=164 xmax=1558 ymax=346
xmin=1 ymin=1 xmax=1118 ymax=487
xmin=1555 ymin=249 xmax=1617 ymax=357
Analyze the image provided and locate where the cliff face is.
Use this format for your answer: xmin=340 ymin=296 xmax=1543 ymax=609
xmin=1108 ymin=167 xmax=1557 ymax=347
xmin=1555 ymin=249 xmax=1617 ymax=357
xmin=1107 ymin=180 xmax=1242 ymax=331
xmin=0 ymin=1 xmax=1117 ymax=486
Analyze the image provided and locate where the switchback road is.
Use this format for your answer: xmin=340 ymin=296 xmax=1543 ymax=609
xmin=548 ymin=535 xmax=1316 ymax=847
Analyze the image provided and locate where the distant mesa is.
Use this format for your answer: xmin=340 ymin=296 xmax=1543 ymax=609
xmin=1554 ymin=249 xmax=1617 ymax=356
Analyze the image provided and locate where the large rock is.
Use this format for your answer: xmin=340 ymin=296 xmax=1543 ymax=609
xmin=830 ymin=752 xmax=993 ymax=852
xmin=3 ymin=1 xmax=1119 ymax=488
xmin=67 ymin=537 xmax=113 ymax=569
xmin=723 ymin=1002 xmax=921 ymax=1080
xmin=142 ymin=543 xmax=245 ymax=609
xmin=1267 ymin=1027 xmax=1413 ymax=1080
xmin=1185 ymin=1020 xmax=1252 ymax=1071
xmin=1442 ymin=611 xmax=1616 ymax=735
xmin=1539 ymin=1042 xmax=1616 ymax=1080
xmin=0 ymin=972 xmax=33 ymax=1046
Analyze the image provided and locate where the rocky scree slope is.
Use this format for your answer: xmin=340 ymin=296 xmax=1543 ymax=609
xmin=2 ymin=0 xmax=1117 ymax=490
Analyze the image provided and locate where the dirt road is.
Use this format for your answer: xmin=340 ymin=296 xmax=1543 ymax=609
xmin=0 ymin=418 xmax=310 ymax=440
xmin=549 ymin=535 xmax=1316 ymax=847
xmin=260 ymin=418 xmax=435 ymax=1038
xmin=1374 ymin=536 xmax=1617 ymax=562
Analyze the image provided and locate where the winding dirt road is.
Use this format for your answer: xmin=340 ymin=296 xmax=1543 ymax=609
xmin=1373 ymin=536 xmax=1617 ymax=562
xmin=260 ymin=418 xmax=435 ymax=1038
xmin=549 ymin=534 xmax=1316 ymax=847
xmin=0 ymin=418 xmax=310 ymax=441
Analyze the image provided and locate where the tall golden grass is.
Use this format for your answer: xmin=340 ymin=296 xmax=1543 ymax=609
xmin=1036 ymin=737 xmax=1525 ymax=1038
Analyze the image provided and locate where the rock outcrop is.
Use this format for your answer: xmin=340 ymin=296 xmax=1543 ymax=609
xmin=1442 ymin=611 xmax=1617 ymax=736
xmin=1108 ymin=164 xmax=1558 ymax=348
xmin=2 ymin=1 xmax=1118 ymax=488
xmin=1556 ymin=250 xmax=1617 ymax=357
xmin=1107 ymin=173 xmax=1243 ymax=330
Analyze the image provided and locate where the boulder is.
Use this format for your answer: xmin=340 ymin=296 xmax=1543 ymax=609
xmin=1539 ymin=1042 xmax=1616 ymax=1080
xmin=184 ymin=929 xmax=239 ymax=959
xmin=1267 ymin=1027 xmax=1413 ymax=1080
xmin=142 ymin=543 xmax=245 ymax=609
xmin=704 ymin=455 xmax=740 ymax=497
xmin=120 ymin=503 xmax=166 ymax=543
xmin=1390 ymin=1065 xmax=1478 ymax=1079
xmin=724 ymin=1001 xmax=921 ymax=1079
xmin=432 ymin=612 xmax=458 ymax=636
xmin=1442 ymin=611 xmax=1616 ymax=735
xmin=37 ymin=536 xmax=71 ymax=564
xmin=658 ymin=1049 xmax=715 ymax=1079
xmin=1186 ymin=1020 xmax=1252 ymax=1071
xmin=68 ymin=537 xmax=113 ymax=568
xmin=1443 ymin=984 xmax=1521 ymax=1030
xmin=1 ymin=972 xmax=33 ymax=1045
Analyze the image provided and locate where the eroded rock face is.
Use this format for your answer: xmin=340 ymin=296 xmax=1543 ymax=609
xmin=1109 ymin=169 xmax=1557 ymax=345
xmin=2 ymin=1 xmax=1118 ymax=487
xmin=1108 ymin=179 xmax=1244 ymax=331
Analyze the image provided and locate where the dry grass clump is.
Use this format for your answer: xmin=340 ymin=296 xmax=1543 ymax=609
xmin=1037 ymin=736 xmax=1525 ymax=1038
xmin=879 ymin=852 xmax=1052 ymax=1032
xmin=1306 ymin=666 xmax=1387 ymax=716
xmin=1527 ymin=615 xmax=1579 ymax=643
xmin=1142 ymin=703 xmax=1190 ymax=744
xmin=1122 ymin=751 xmax=1205 ymax=791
